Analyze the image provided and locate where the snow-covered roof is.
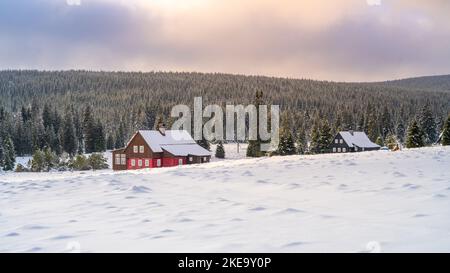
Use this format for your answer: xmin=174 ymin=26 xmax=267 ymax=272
xmin=136 ymin=130 xmax=210 ymax=157
xmin=339 ymin=131 xmax=380 ymax=148
xmin=138 ymin=130 xmax=196 ymax=153
xmin=161 ymin=144 xmax=211 ymax=156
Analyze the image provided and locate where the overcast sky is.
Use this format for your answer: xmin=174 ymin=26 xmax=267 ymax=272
xmin=1 ymin=0 xmax=449 ymax=82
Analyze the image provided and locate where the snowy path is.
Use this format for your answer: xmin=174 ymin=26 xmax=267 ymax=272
xmin=0 ymin=147 xmax=449 ymax=252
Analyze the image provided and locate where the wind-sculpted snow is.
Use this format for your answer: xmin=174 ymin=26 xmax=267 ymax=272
xmin=0 ymin=146 xmax=449 ymax=252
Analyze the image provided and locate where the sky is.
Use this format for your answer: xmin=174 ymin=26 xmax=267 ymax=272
xmin=0 ymin=0 xmax=449 ymax=82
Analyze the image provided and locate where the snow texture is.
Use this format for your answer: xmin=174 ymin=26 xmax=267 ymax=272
xmin=0 ymin=146 xmax=449 ymax=253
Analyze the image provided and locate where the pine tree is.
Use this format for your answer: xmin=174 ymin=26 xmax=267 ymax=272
xmin=420 ymin=102 xmax=437 ymax=145
xmin=318 ymin=120 xmax=333 ymax=153
xmin=197 ymin=137 xmax=211 ymax=151
xmin=43 ymin=147 xmax=58 ymax=172
xmin=406 ymin=119 xmax=425 ymax=148
xmin=375 ymin=136 xmax=384 ymax=147
xmin=94 ymin=120 xmax=106 ymax=152
xmin=247 ymin=91 xmax=264 ymax=157
xmin=215 ymin=141 xmax=225 ymax=159
xmin=114 ymin=120 xmax=126 ymax=149
xmin=295 ymin=131 xmax=307 ymax=154
xmin=106 ymin=134 xmax=114 ymax=150
xmin=88 ymin=153 xmax=109 ymax=171
xmin=0 ymin=136 xmax=4 ymax=169
xmin=83 ymin=106 xmax=96 ymax=153
xmin=385 ymin=133 xmax=398 ymax=150
xmin=2 ymin=136 xmax=16 ymax=171
xmin=31 ymin=149 xmax=45 ymax=172
xmin=277 ymin=116 xmax=296 ymax=156
xmin=441 ymin=114 xmax=450 ymax=146
xmin=62 ymin=111 xmax=77 ymax=156
xmin=309 ymin=123 xmax=320 ymax=154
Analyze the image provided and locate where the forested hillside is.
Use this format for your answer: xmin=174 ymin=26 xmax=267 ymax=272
xmin=0 ymin=70 xmax=449 ymax=161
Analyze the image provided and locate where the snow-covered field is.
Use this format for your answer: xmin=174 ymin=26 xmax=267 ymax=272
xmin=0 ymin=146 xmax=449 ymax=253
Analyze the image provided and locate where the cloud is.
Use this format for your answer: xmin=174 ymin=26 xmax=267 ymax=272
xmin=66 ymin=0 xmax=81 ymax=6
xmin=366 ymin=0 xmax=381 ymax=6
xmin=0 ymin=0 xmax=450 ymax=81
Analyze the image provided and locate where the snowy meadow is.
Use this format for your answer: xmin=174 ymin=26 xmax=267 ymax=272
xmin=1 ymin=145 xmax=449 ymax=253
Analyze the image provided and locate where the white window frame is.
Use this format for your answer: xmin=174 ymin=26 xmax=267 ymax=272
xmin=332 ymin=148 xmax=336 ymax=153
xmin=156 ymin=159 xmax=161 ymax=167
xmin=115 ymin=154 xmax=121 ymax=165
xmin=203 ymin=157 xmax=207 ymax=161
xmin=133 ymin=145 xmax=138 ymax=153
xmin=131 ymin=159 xmax=136 ymax=167
xmin=139 ymin=145 xmax=144 ymax=153
xmin=189 ymin=157 xmax=193 ymax=162
xmin=138 ymin=159 xmax=142 ymax=167
xmin=343 ymin=148 xmax=346 ymax=153
xmin=178 ymin=159 xmax=183 ymax=165
xmin=337 ymin=148 xmax=341 ymax=153
xmin=145 ymin=159 xmax=150 ymax=167
xmin=340 ymin=139 xmax=344 ymax=144
xmin=355 ymin=147 xmax=358 ymax=152
xmin=335 ymin=139 xmax=338 ymax=144
xmin=120 ymin=154 xmax=126 ymax=165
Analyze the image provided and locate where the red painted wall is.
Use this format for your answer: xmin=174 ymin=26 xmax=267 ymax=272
xmin=127 ymin=157 xmax=186 ymax=169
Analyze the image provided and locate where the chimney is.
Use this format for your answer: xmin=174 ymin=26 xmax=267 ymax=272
xmin=157 ymin=122 xmax=166 ymax=135
xmin=349 ymin=130 xmax=354 ymax=136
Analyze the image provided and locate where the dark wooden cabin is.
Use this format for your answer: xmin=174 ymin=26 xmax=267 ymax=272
xmin=329 ymin=131 xmax=380 ymax=153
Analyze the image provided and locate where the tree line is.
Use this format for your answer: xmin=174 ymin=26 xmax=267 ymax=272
xmin=1 ymin=70 xmax=450 ymax=169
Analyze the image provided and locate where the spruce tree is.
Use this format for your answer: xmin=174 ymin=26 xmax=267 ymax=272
xmin=309 ymin=123 xmax=320 ymax=154
xmin=62 ymin=112 xmax=77 ymax=156
xmin=420 ymin=102 xmax=437 ymax=144
xmin=215 ymin=141 xmax=225 ymax=159
xmin=318 ymin=120 xmax=333 ymax=153
xmin=31 ymin=149 xmax=45 ymax=172
xmin=406 ymin=119 xmax=425 ymax=148
xmin=277 ymin=117 xmax=296 ymax=156
xmin=106 ymin=134 xmax=114 ymax=150
xmin=0 ymin=136 xmax=4 ymax=169
xmin=197 ymin=137 xmax=211 ymax=151
xmin=375 ymin=136 xmax=384 ymax=147
xmin=83 ymin=106 xmax=96 ymax=153
xmin=94 ymin=120 xmax=106 ymax=152
xmin=247 ymin=91 xmax=264 ymax=157
xmin=385 ymin=133 xmax=398 ymax=150
xmin=296 ymin=131 xmax=307 ymax=154
xmin=2 ymin=136 xmax=16 ymax=171
xmin=441 ymin=114 xmax=450 ymax=146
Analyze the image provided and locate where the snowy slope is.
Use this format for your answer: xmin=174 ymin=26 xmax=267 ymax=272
xmin=0 ymin=147 xmax=449 ymax=253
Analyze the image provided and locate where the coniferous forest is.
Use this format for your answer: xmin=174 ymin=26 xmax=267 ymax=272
xmin=0 ymin=70 xmax=449 ymax=168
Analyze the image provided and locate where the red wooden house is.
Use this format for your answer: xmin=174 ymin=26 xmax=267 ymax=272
xmin=112 ymin=127 xmax=211 ymax=171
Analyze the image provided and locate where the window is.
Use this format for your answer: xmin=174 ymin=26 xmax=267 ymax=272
xmin=178 ymin=159 xmax=183 ymax=165
xmin=337 ymin=148 xmax=341 ymax=153
xmin=355 ymin=147 xmax=358 ymax=152
xmin=189 ymin=157 xmax=193 ymax=162
xmin=343 ymin=148 xmax=346 ymax=153
xmin=332 ymin=148 xmax=336 ymax=153
xmin=335 ymin=139 xmax=338 ymax=144
xmin=131 ymin=159 xmax=136 ymax=167
xmin=203 ymin=157 xmax=207 ymax=161
xmin=115 ymin=154 xmax=121 ymax=165
xmin=139 ymin=145 xmax=144 ymax=153
xmin=340 ymin=139 xmax=344 ymax=144
xmin=145 ymin=159 xmax=150 ymax=167
xmin=120 ymin=154 xmax=126 ymax=165
xmin=156 ymin=159 xmax=161 ymax=167
xmin=133 ymin=145 xmax=138 ymax=153
xmin=138 ymin=159 xmax=142 ymax=167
